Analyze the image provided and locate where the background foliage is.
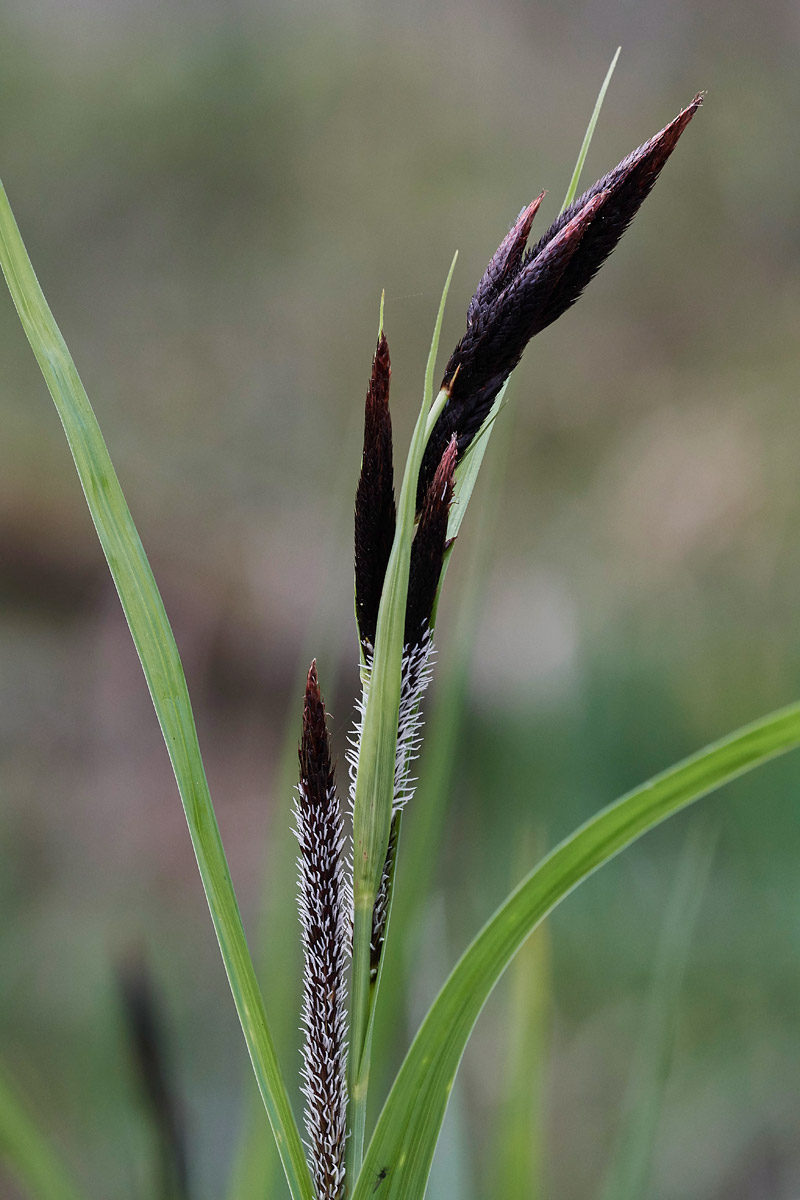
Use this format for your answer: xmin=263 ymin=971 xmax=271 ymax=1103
xmin=1 ymin=1 xmax=799 ymax=1197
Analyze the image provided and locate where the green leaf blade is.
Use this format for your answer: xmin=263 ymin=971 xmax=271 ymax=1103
xmin=561 ymin=46 xmax=621 ymax=213
xmin=0 ymin=181 xmax=314 ymax=1200
xmin=353 ymin=701 xmax=800 ymax=1200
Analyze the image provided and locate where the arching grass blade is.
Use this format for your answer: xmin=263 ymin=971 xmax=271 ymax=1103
xmin=353 ymin=702 xmax=800 ymax=1200
xmin=0 ymin=181 xmax=314 ymax=1200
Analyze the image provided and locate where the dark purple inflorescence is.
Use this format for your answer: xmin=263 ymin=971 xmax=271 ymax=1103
xmin=354 ymin=333 xmax=395 ymax=654
xmin=419 ymin=94 xmax=703 ymax=504
xmin=406 ymin=434 xmax=458 ymax=649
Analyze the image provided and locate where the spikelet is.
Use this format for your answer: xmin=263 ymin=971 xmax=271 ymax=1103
xmin=294 ymin=662 xmax=348 ymax=1200
xmin=354 ymin=332 xmax=395 ymax=654
xmin=419 ymin=94 xmax=703 ymax=503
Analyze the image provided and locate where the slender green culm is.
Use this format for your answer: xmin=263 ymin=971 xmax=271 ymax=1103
xmin=561 ymin=46 xmax=621 ymax=212
xmin=348 ymin=81 xmax=703 ymax=1198
xmin=348 ymin=253 xmax=457 ymax=1181
xmin=0 ymin=181 xmax=315 ymax=1200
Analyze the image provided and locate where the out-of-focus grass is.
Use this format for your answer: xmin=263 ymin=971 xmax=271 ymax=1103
xmin=0 ymin=1061 xmax=84 ymax=1200
xmin=1 ymin=2 xmax=800 ymax=1196
xmin=598 ymin=820 xmax=716 ymax=1200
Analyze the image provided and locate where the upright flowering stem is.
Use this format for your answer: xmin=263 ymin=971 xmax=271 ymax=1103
xmin=342 ymin=94 xmax=700 ymax=1188
xmin=351 ymin=341 xmax=456 ymax=983
xmin=347 ymin=339 xmax=451 ymax=1181
xmin=367 ymin=435 xmax=458 ymax=977
xmin=295 ymin=662 xmax=348 ymax=1200
xmin=347 ymin=380 xmax=455 ymax=1183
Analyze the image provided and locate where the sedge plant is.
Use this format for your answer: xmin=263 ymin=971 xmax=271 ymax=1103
xmin=2 ymin=67 xmax=800 ymax=1200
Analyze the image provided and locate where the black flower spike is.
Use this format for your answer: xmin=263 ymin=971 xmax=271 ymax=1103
xmin=406 ymin=434 xmax=458 ymax=648
xmin=419 ymin=93 xmax=703 ymax=504
xmin=294 ymin=662 xmax=348 ymax=1200
xmin=525 ymin=92 xmax=703 ymax=329
xmin=355 ymin=332 xmax=395 ymax=652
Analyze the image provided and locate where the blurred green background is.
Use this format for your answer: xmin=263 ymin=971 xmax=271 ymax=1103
xmin=1 ymin=0 xmax=799 ymax=1197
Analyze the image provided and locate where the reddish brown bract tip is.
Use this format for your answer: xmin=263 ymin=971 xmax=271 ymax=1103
xmin=355 ymin=333 xmax=396 ymax=651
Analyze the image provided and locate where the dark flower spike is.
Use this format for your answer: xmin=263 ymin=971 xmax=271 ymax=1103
xmin=422 ymin=193 xmax=606 ymax=500
xmin=294 ymin=661 xmax=348 ymax=1200
xmin=406 ymin=434 xmax=458 ymax=648
xmin=355 ymin=332 xmax=395 ymax=652
xmin=526 ymin=92 xmax=704 ymax=329
xmin=419 ymin=93 xmax=702 ymax=504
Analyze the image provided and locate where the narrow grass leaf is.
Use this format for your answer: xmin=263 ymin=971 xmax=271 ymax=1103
xmin=415 ymin=901 xmax=476 ymax=1200
xmin=561 ymin=47 xmax=621 ymax=213
xmin=0 ymin=1063 xmax=85 ymax=1200
xmin=353 ymin=701 xmax=800 ymax=1200
xmin=226 ymin=402 xmax=363 ymax=1200
xmin=0 ymin=181 xmax=314 ymax=1200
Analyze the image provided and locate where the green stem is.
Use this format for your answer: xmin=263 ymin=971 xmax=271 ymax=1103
xmin=347 ymin=378 xmax=450 ymax=1188
xmin=347 ymin=254 xmax=455 ymax=1189
xmin=347 ymin=896 xmax=373 ymax=1182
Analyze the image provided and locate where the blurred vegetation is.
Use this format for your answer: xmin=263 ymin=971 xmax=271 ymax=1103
xmin=1 ymin=0 xmax=800 ymax=1197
